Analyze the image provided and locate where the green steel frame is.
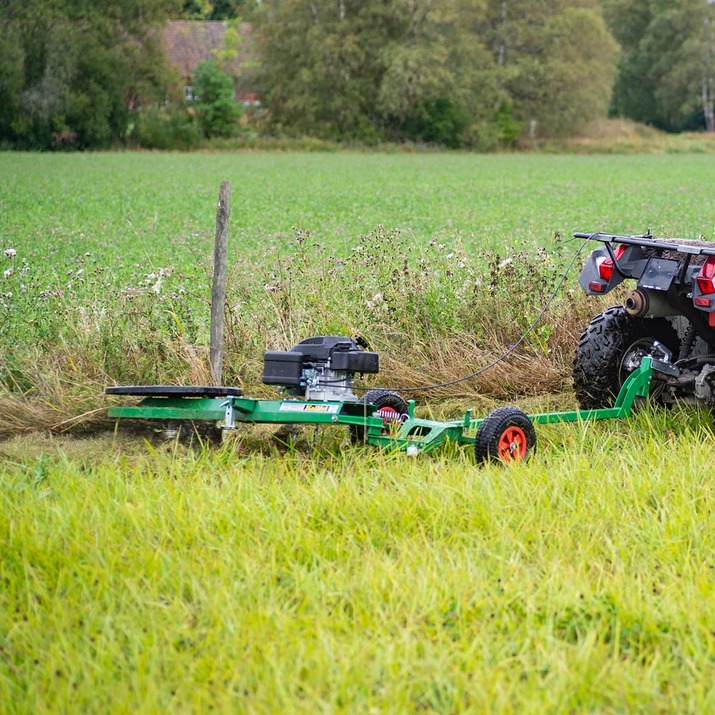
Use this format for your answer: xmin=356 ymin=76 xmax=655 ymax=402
xmin=107 ymin=358 xmax=656 ymax=455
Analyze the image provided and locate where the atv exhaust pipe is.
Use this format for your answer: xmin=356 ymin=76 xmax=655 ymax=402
xmin=624 ymin=289 xmax=649 ymax=317
xmin=624 ymin=289 xmax=677 ymax=318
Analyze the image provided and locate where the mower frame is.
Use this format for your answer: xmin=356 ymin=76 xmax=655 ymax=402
xmin=107 ymin=357 xmax=659 ymax=461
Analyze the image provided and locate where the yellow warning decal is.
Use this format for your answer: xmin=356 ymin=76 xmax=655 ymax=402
xmin=279 ymin=402 xmax=340 ymax=414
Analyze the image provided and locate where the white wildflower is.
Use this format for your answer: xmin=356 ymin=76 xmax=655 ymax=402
xmin=3 ymin=268 xmax=12 ymax=279
xmin=3 ymin=248 xmax=16 ymax=258
xmin=366 ymin=292 xmax=384 ymax=310
xmin=498 ymin=258 xmax=513 ymax=269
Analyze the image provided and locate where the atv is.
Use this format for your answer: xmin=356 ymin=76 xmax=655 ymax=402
xmin=573 ymin=231 xmax=715 ymax=409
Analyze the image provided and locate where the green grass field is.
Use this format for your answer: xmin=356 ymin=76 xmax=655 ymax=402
xmin=2 ymin=152 xmax=715 ymax=713
xmin=3 ymin=152 xmax=715 ymax=268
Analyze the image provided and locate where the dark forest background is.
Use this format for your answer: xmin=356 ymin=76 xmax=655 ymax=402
xmin=1 ymin=0 xmax=714 ymax=150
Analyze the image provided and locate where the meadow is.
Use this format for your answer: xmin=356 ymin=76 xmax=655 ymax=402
xmin=2 ymin=151 xmax=715 ymax=713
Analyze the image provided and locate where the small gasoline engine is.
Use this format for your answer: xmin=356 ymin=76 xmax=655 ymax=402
xmin=262 ymin=336 xmax=379 ymax=402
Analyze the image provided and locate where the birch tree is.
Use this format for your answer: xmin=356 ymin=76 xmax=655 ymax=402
xmin=485 ymin=0 xmax=618 ymax=137
xmin=603 ymin=0 xmax=715 ymax=131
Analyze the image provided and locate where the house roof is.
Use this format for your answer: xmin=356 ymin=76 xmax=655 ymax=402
xmin=164 ymin=20 xmax=254 ymax=80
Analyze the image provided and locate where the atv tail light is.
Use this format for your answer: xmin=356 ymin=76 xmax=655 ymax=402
xmin=588 ymin=281 xmax=606 ymax=293
xmin=694 ymin=297 xmax=711 ymax=308
xmin=696 ymin=257 xmax=715 ymax=295
xmin=596 ymin=244 xmax=628 ymax=282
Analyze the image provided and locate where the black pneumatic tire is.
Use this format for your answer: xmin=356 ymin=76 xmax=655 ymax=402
xmin=474 ymin=406 xmax=536 ymax=465
xmin=572 ymin=306 xmax=680 ymax=410
xmin=350 ymin=389 xmax=408 ymax=445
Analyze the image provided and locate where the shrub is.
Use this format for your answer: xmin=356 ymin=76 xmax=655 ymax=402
xmin=133 ymin=106 xmax=202 ymax=150
xmin=192 ymin=60 xmax=242 ymax=139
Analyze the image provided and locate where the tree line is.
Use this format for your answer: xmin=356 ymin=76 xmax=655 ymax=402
xmin=255 ymin=0 xmax=617 ymax=147
xmin=1 ymin=0 xmax=714 ymax=150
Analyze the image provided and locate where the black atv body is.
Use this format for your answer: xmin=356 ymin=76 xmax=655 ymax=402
xmin=573 ymin=231 xmax=715 ymax=409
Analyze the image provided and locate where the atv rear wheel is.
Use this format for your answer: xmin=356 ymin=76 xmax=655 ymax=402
xmin=573 ymin=306 xmax=680 ymax=410
xmin=349 ymin=389 xmax=408 ymax=445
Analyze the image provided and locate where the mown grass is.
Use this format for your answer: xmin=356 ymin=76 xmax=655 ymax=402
xmin=2 ymin=406 xmax=715 ymax=713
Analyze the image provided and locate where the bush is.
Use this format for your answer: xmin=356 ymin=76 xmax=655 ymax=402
xmin=133 ymin=106 xmax=202 ymax=150
xmin=392 ymin=98 xmax=472 ymax=149
xmin=192 ymin=60 xmax=242 ymax=139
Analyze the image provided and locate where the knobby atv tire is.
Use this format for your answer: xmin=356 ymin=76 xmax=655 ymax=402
xmin=350 ymin=389 xmax=408 ymax=445
xmin=474 ymin=406 xmax=536 ymax=464
xmin=573 ymin=306 xmax=680 ymax=410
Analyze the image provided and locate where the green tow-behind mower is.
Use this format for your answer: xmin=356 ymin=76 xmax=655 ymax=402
xmin=106 ymin=335 xmax=662 ymax=465
xmin=109 ymin=229 xmax=715 ymax=464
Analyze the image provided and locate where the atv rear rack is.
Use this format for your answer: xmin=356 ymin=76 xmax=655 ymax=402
xmin=575 ymin=231 xmax=715 ymax=257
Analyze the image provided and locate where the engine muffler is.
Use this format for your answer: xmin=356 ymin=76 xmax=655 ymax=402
xmin=624 ymin=289 xmax=677 ymax=318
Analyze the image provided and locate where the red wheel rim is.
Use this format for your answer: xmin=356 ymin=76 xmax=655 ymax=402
xmin=497 ymin=426 xmax=528 ymax=462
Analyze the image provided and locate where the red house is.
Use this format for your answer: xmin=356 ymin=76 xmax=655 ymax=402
xmin=164 ymin=21 xmax=260 ymax=106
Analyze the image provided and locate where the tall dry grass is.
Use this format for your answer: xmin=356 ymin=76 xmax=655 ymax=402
xmin=1 ymin=228 xmax=611 ymax=435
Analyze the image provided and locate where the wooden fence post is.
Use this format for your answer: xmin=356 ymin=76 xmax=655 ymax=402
xmin=210 ymin=181 xmax=230 ymax=385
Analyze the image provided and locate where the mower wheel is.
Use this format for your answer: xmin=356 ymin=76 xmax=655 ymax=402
xmin=474 ymin=406 xmax=536 ymax=464
xmin=573 ymin=306 xmax=680 ymax=410
xmin=350 ymin=389 xmax=408 ymax=445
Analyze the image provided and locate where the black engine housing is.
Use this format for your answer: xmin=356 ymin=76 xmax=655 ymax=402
xmin=262 ymin=336 xmax=379 ymax=400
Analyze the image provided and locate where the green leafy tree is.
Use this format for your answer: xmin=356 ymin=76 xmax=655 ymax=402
xmin=0 ymin=25 xmax=24 ymax=145
xmin=0 ymin=0 xmax=179 ymax=149
xmin=256 ymin=0 xmax=503 ymax=146
xmin=377 ymin=0 xmax=503 ymax=148
xmin=642 ymin=0 xmax=715 ymax=131
xmin=209 ymin=0 xmax=245 ymax=20
xmin=192 ymin=59 xmax=241 ymax=137
xmin=256 ymin=0 xmax=406 ymax=141
xmin=485 ymin=0 xmax=619 ymax=137
xmin=181 ymin=0 xmax=213 ymax=18
xmin=180 ymin=0 xmax=244 ymax=20
xmin=603 ymin=0 xmax=715 ymax=132
xmin=255 ymin=0 xmax=617 ymax=145
xmin=601 ymin=0 xmax=659 ymax=124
